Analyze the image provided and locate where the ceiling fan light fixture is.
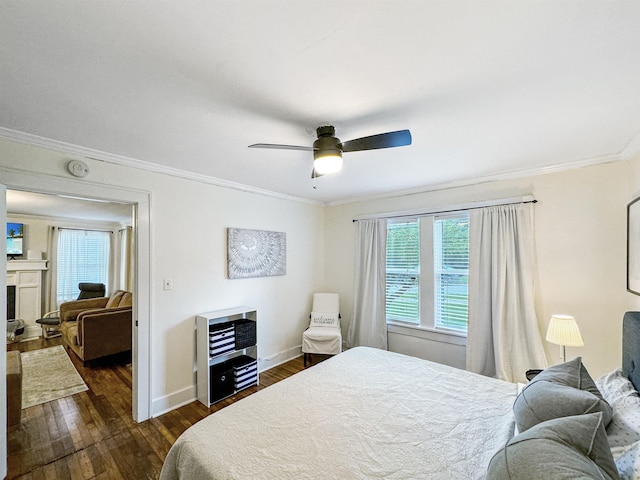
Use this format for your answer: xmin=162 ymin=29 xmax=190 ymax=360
xmin=250 ymin=125 xmax=411 ymax=182
xmin=313 ymin=152 xmax=343 ymax=175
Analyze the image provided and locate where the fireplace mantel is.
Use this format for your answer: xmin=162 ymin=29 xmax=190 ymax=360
xmin=7 ymin=259 xmax=48 ymax=340
xmin=7 ymin=259 xmax=48 ymax=273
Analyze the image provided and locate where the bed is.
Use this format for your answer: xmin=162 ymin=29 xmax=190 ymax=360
xmin=160 ymin=312 xmax=640 ymax=480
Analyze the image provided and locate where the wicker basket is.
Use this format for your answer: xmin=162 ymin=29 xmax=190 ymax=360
xmin=234 ymin=319 xmax=256 ymax=350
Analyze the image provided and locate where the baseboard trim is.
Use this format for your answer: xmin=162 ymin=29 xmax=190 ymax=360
xmin=151 ymin=347 xmax=303 ymax=417
xmin=152 ymin=385 xmax=197 ymax=418
xmin=259 ymin=346 xmax=302 ymax=372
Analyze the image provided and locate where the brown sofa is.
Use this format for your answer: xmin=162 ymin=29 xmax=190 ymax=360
xmin=60 ymin=290 xmax=133 ymax=364
xmin=7 ymin=351 xmax=21 ymax=428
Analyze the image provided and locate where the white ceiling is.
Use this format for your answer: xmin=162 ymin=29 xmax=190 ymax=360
xmin=2 ymin=1 xmax=640 ymax=205
xmin=6 ymin=190 xmax=132 ymax=224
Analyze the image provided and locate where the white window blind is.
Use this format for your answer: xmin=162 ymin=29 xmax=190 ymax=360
xmin=56 ymin=228 xmax=111 ymax=305
xmin=385 ymin=214 xmax=469 ymax=333
xmin=433 ymin=215 xmax=469 ymax=331
xmin=386 ymin=220 xmax=420 ymax=323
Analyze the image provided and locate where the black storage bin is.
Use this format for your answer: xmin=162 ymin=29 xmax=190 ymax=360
xmin=209 ymin=360 xmax=234 ymax=402
xmin=209 ymin=321 xmax=235 ymax=357
xmin=229 ymin=355 xmax=258 ymax=391
xmin=234 ymin=319 xmax=257 ymax=350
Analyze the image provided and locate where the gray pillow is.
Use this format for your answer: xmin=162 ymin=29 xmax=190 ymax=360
xmin=513 ymin=357 xmax=612 ymax=432
xmin=531 ymin=357 xmax=603 ymax=398
xmin=487 ymin=412 xmax=620 ymax=479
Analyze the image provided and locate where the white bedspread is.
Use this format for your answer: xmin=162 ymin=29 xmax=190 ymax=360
xmin=160 ymin=347 xmax=517 ymax=480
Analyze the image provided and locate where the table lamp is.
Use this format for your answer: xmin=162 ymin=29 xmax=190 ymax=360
xmin=546 ymin=314 xmax=584 ymax=362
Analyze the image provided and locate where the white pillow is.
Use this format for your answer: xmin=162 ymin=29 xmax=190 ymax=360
xmin=596 ymin=368 xmax=640 ymax=479
xmin=310 ymin=311 xmax=339 ymax=328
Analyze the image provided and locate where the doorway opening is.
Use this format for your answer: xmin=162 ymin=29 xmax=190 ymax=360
xmin=2 ymin=170 xmax=151 ymax=423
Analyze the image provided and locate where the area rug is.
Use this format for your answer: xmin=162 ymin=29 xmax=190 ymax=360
xmin=21 ymin=345 xmax=88 ymax=408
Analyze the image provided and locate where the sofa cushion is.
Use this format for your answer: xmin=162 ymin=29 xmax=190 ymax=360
xmin=60 ymin=320 xmax=80 ymax=346
xmin=105 ymin=290 xmax=125 ymax=308
xmin=120 ymin=291 xmax=132 ymax=307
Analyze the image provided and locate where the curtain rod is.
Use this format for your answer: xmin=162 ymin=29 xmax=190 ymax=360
xmin=56 ymin=226 xmax=115 ymax=233
xmin=352 ymin=196 xmax=537 ymax=222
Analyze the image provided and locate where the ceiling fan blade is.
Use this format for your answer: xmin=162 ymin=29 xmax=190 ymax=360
xmin=341 ymin=130 xmax=412 ymax=152
xmin=248 ymin=143 xmax=314 ymax=151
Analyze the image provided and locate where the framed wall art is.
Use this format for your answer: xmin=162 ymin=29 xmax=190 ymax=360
xmin=227 ymin=228 xmax=286 ymax=279
xmin=628 ymin=196 xmax=640 ymax=295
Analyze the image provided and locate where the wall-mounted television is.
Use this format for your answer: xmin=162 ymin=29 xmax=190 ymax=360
xmin=7 ymin=222 xmax=24 ymax=258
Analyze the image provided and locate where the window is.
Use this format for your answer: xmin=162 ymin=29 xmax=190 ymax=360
xmin=57 ymin=228 xmax=111 ymax=305
xmin=386 ymin=220 xmax=420 ymax=323
xmin=386 ymin=214 xmax=469 ymax=333
xmin=433 ymin=215 xmax=469 ymax=331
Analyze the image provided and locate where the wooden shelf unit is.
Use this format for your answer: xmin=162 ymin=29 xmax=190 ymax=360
xmin=196 ymin=306 xmax=258 ymax=407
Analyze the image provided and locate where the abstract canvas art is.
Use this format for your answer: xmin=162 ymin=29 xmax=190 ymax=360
xmin=227 ymin=228 xmax=286 ymax=279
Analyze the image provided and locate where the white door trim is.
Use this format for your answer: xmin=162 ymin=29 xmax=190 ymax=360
xmin=0 ymin=168 xmax=151 ymax=422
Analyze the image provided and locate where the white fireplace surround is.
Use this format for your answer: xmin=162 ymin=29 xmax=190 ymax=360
xmin=6 ymin=259 xmax=48 ymax=340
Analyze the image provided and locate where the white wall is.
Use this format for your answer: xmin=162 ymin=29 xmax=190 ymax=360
xmin=6 ymin=213 xmax=123 ymax=262
xmin=0 ymin=138 xmax=325 ymax=417
xmin=326 ymin=160 xmax=635 ymax=378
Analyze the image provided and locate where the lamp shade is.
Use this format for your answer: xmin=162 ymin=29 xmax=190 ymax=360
xmin=546 ymin=315 xmax=584 ymax=347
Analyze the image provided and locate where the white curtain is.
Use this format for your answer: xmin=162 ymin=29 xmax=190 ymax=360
xmin=45 ymin=226 xmax=60 ymax=312
xmin=466 ymin=203 xmax=547 ymax=383
xmin=347 ymin=218 xmax=388 ymax=350
xmin=117 ymin=226 xmax=133 ymax=291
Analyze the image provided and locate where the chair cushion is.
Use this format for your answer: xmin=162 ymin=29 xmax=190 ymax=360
xmin=77 ymin=282 xmax=106 ymax=299
xmin=302 ymin=326 xmax=342 ymax=355
xmin=304 ymin=326 xmax=341 ymax=341
xmin=36 ymin=316 xmax=61 ymax=326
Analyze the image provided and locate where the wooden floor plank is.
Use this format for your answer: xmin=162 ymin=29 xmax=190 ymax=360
xmin=7 ymin=336 xmax=306 ymax=479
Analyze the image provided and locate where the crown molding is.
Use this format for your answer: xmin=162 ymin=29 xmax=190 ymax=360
xmin=0 ymin=127 xmax=323 ymax=207
xmin=0 ymin=126 xmax=628 ymax=209
xmin=622 ymin=130 xmax=640 ymax=161
xmin=326 ymin=152 xmax=623 ymax=207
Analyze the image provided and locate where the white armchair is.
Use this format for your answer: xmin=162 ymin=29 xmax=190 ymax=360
xmin=302 ymin=293 xmax=341 ymax=367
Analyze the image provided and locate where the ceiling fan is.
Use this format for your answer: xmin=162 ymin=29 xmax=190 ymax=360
xmin=249 ymin=126 xmax=412 ymax=178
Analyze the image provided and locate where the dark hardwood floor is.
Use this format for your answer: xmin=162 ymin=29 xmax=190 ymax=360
xmin=7 ymin=337 xmax=316 ymax=479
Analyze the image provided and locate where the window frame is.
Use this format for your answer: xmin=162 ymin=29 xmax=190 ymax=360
xmin=432 ymin=214 xmax=469 ymax=333
xmin=385 ymin=213 xmax=469 ymax=336
xmin=56 ymin=227 xmax=112 ymax=305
